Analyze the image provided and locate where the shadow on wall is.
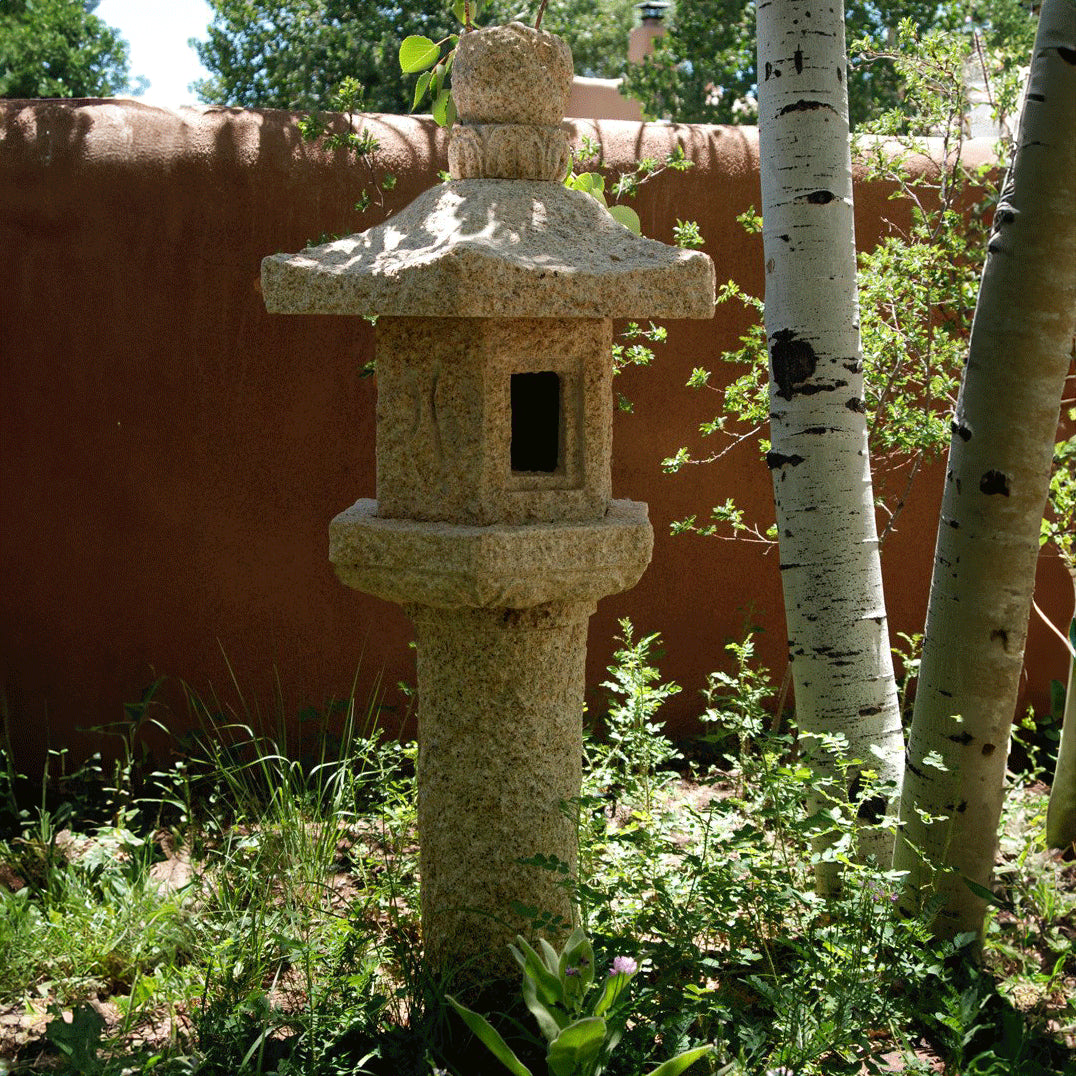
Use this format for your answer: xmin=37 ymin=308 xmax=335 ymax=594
xmin=1 ymin=99 xmax=1070 ymax=775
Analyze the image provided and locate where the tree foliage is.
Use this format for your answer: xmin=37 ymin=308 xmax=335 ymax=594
xmin=622 ymin=0 xmax=1039 ymax=128
xmin=193 ymin=0 xmax=636 ymax=112
xmin=0 ymin=0 xmax=131 ymax=99
xmin=663 ymin=16 xmax=1039 ymax=544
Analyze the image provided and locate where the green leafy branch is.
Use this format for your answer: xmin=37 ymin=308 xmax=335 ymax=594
xmin=297 ymin=77 xmax=396 ymax=220
xmin=665 ymin=23 xmax=1005 ymax=547
xmin=399 ymin=0 xmax=552 ymax=126
xmin=1041 ymin=413 xmax=1076 ymax=578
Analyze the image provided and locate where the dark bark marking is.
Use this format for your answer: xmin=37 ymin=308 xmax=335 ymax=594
xmin=794 ymin=47 xmax=804 ymax=73
xmin=990 ymin=628 xmax=1009 ymax=650
xmin=980 ymin=470 xmax=1011 ymax=496
xmin=951 ymin=421 xmax=972 ymax=441
xmin=981 ymin=742 xmax=997 ymax=756
xmin=798 ymin=379 xmax=847 ymax=397
xmin=803 ymin=426 xmax=831 ymax=434
xmin=837 ymin=64 xmax=843 ymax=82
xmin=956 ymin=800 xmax=968 ymax=813
xmin=1058 ymin=47 xmax=1076 ymax=65
xmin=770 ymin=329 xmax=817 ymax=400
xmin=956 ymin=478 xmax=962 ymax=494
xmin=1028 ymin=92 xmax=1045 ymax=101
xmin=995 ymin=207 xmax=1016 ymax=226
xmin=944 ymin=517 xmax=960 ymax=529
xmin=845 ymin=397 xmax=866 ymax=413
xmin=906 ymin=758 xmax=927 ymax=781
xmin=842 ymin=360 xmax=861 ymax=373
xmin=767 ymin=451 xmax=805 ymax=469
xmin=779 ymin=99 xmax=832 ymax=116
xmin=779 ymin=563 xmax=803 ymax=571
xmin=858 ymin=704 xmax=882 ymax=716
xmin=938 ymin=689 xmax=953 ymax=698
xmin=857 ymin=794 xmax=887 ymax=824
xmin=948 ymin=731 xmax=973 ymax=745
xmin=778 ymin=234 xmax=790 ymax=242
xmin=806 ymin=189 xmax=836 ymax=204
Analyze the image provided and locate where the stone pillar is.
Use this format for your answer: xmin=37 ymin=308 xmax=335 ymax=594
xmin=261 ymin=20 xmax=714 ymax=985
xmin=411 ymin=601 xmax=588 ymax=971
xmin=327 ymin=496 xmax=655 ymax=981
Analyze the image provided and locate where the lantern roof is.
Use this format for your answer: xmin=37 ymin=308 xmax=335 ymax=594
xmin=261 ymin=178 xmax=715 ymax=321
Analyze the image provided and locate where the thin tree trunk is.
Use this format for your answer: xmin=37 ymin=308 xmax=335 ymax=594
xmin=894 ymin=0 xmax=1076 ymax=939
xmin=1046 ymin=579 xmax=1076 ymax=850
xmin=756 ymin=0 xmax=905 ymax=885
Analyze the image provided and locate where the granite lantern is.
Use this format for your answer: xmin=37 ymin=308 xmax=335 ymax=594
xmin=261 ymin=21 xmax=714 ymax=980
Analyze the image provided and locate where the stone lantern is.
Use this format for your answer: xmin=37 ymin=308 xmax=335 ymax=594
xmin=262 ymin=22 xmax=713 ymax=981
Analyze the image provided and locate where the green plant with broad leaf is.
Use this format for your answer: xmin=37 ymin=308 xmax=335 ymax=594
xmin=562 ymin=169 xmax=640 ymax=236
xmin=399 ymin=0 xmax=543 ymax=127
xmin=398 ymin=10 xmax=675 ymax=240
xmin=448 ymin=927 xmax=714 ymax=1076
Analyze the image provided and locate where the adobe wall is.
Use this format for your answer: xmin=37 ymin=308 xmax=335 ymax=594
xmin=2 ymin=100 xmax=1071 ymax=774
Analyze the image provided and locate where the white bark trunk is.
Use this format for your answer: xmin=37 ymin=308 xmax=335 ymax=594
xmin=894 ymin=0 xmax=1076 ymax=938
xmin=756 ymin=0 xmax=905 ymax=879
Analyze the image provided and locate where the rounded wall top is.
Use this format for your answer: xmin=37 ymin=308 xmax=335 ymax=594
xmin=452 ymin=22 xmax=574 ymax=126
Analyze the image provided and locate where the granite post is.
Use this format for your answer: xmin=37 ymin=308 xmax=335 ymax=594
xmin=261 ymin=21 xmax=714 ymax=982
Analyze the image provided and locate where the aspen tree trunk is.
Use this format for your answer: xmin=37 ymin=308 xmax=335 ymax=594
xmin=756 ymin=0 xmax=905 ymax=882
xmin=894 ymin=0 xmax=1076 ymax=939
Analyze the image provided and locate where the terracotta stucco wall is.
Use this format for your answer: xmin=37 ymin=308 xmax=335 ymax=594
xmin=2 ymin=100 xmax=1071 ymax=773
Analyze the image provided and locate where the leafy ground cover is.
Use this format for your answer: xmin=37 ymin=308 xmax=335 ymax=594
xmin=1 ymin=629 xmax=1074 ymax=1075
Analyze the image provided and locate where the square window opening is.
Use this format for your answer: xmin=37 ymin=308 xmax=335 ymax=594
xmin=511 ymin=371 xmax=560 ymax=473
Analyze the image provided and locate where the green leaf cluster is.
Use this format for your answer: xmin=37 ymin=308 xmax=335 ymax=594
xmin=664 ymin=15 xmax=1041 ymax=545
xmin=295 ymin=78 xmax=396 ymax=226
xmin=399 ymin=29 xmax=458 ymax=125
xmin=0 ymin=0 xmax=133 ymax=98
xmin=1042 ymin=418 xmax=1076 ymax=575
xmin=194 ymin=0 xmax=635 ymax=113
xmin=591 ymin=620 xmax=682 ymax=816
xmin=621 ymin=1 xmax=1038 ymax=130
xmin=193 ymin=0 xmax=463 ymax=113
